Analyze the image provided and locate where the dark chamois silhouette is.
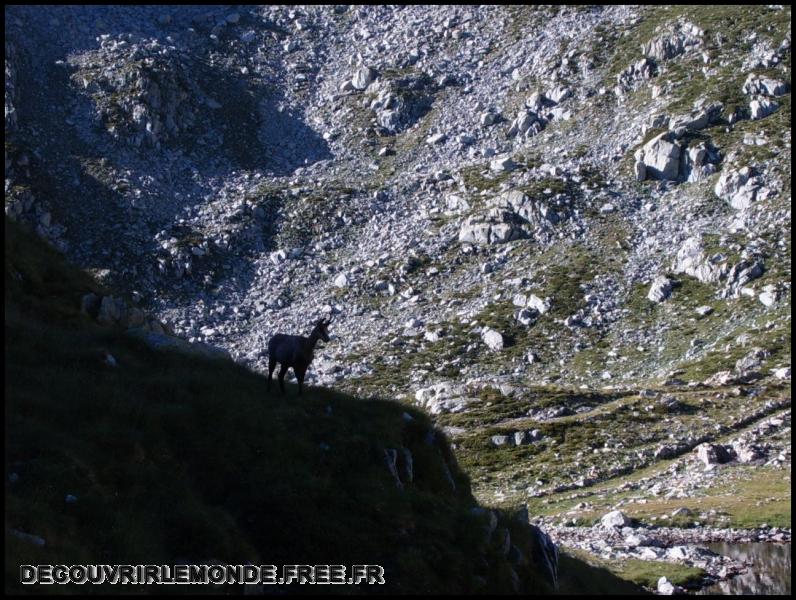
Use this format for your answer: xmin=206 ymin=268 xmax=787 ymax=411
xmin=267 ymin=316 xmax=332 ymax=396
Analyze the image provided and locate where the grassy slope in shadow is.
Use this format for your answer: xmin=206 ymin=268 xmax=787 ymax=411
xmin=4 ymin=219 xmax=644 ymax=595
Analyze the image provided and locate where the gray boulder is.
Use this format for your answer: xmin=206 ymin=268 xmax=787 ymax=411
xmin=527 ymin=294 xmax=551 ymax=315
xmin=97 ymin=295 xmax=125 ymax=325
xmin=681 ymin=143 xmax=716 ymax=182
xmin=644 ymin=33 xmax=686 ymax=61
xmin=672 ymin=236 xmax=727 ymax=283
xmin=657 ymin=576 xmax=678 ymax=595
xmin=459 ymin=218 xmax=519 ymax=245
xmin=634 ymin=160 xmax=646 ymax=182
xmin=480 ymin=111 xmax=498 ymax=127
xmin=482 ymin=327 xmax=504 ymax=351
xmin=513 ymin=431 xmax=529 ymax=446
xmin=714 ymin=167 xmax=761 ymax=210
xmin=616 ymin=58 xmax=655 ymax=94
xmin=491 ymin=435 xmax=511 ymax=447
xmin=351 ymin=66 xmax=375 ymax=90
xmin=515 ymin=307 xmax=539 ymax=326
xmin=643 ymin=21 xmax=702 ymax=61
xmin=546 ymin=85 xmax=571 ymax=104
xmin=647 ymin=275 xmax=674 ymax=303
xmin=601 ymin=510 xmax=631 ymax=528
xmin=414 ymin=383 xmax=472 ymax=415
xmin=732 ymin=440 xmax=764 ymax=463
xmin=758 ymin=285 xmax=779 ymax=307
xmin=742 ymin=74 xmax=790 ymax=97
xmin=750 ymin=97 xmax=779 ymax=120
xmin=641 ymin=132 xmax=681 ymax=180
xmin=695 ymin=443 xmax=734 ymax=466
xmin=506 ymin=110 xmax=538 ymax=138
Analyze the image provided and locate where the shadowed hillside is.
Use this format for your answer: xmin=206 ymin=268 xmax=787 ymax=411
xmin=4 ymin=219 xmax=644 ymax=594
xmin=5 ymin=5 xmax=790 ymax=594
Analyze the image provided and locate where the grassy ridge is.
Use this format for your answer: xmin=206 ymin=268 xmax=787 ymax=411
xmin=4 ymin=220 xmax=643 ymax=595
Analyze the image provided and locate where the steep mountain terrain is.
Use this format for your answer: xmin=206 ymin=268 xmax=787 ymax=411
xmin=6 ymin=219 xmax=646 ymax=594
xmin=5 ymin=4 xmax=791 ymax=593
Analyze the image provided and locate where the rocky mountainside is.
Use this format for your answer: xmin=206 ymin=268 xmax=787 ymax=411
xmin=5 ymin=4 xmax=791 ymax=593
xmin=9 ymin=219 xmax=646 ymax=594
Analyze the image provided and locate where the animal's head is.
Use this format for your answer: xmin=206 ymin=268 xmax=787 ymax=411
xmin=314 ymin=315 xmax=333 ymax=343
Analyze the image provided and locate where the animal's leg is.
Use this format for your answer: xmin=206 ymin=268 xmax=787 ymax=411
xmin=295 ymin=366 xmax=306 ymax=396
xmin=278 ymin=364 xmax=287 ymax=394
xmin=268 ymin=357 xmax=276 ymax=389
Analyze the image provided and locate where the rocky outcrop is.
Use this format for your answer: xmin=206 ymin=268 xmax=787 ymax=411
xmin=527 ymin=523 xmax=559 ymax=590
xmin=506 ymin=109 xmax=540 ymax=139
xmin=500 ymin=190 xmax=563 ymax=228
xmin=351 ymin=66 xmax=375 ymax=90
xmin=642 ymin=21 xmax=703 ymax=62
xmin=458 ymin=186 xmax=569 ymax=246
xmin=742 ymin=73 xmax=790 ymax=97
xmin=5 ymin=185 xmax=69 ymax=253
xmin=414 ymin=383 xmax=473 ymax=415
xmin=749 ymin=97 xmax=779 ymax=120
xmin=695 ymin=443 xmax=735 ymax=467
xmin=680 ymin=142 xmax=717 ymax=183
xmin=722 ymin=259 xmax=764 ymax=298
xmin=370 ymin=72 xmax=436 ymax=134
xmin=638 ymin=132 xmax=680 ymax=180
xmin=459 ymin=210 xmax=523 ymax=245
xmin=81 ymin=291 xmax=230 ymax=360
xmin=491 ymin=429 xmax=543 ymax=447
xmin=742 ymin=73 xmax=787 ymax=121
xmin=616 ymin=58 xmax=656 ymax=94
xmin=69 ymin=35 xmax=211 ymax=148
xmin=671 ymin=237 xmax=728 ymax=284
xmin=481 ymin=327 xmax=504 ymax=351
xmin=714 ymin=167 xmax=765 ymax=210
xmin=601 ymin=510 xmax=631 ymax=528
xmin=647 ymin=275 xmax=673 ymax=303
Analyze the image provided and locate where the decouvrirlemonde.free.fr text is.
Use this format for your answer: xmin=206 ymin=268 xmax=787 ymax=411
xmin=21 ymin=564 xmax=385 ymax=585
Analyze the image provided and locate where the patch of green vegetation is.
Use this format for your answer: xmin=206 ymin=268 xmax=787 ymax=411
xmin=605 ymin=265 xmax=787 ymax=382
xmin=604 ymin=6 xmax=791 ymax=79
xmin=568 ymin=466 xmax=791 ymax=531
xmin=522 ymin=383 xmax=790 ymax=518
xmin=459 ymin=163 xmax=513 ymax=194
xmin=710 ymin=94 xmax=792 ymax=185
xmin=457 ymin=378 xmax=790 ymax=510
xmin=679 ymin=313 xmax=791 ymax=382
xmin=571 ymin=144 xmax=590 ymax=159
xmin=639 ymin=126 xmax=668 ymax=147
xmin=441 ymin=386 xmax=634 ymax=432
xmin=243 ymin=182 xmax=363 ymax=252
xmin=379 ymin=66 xmax=417 ymax=81
xmin=538 ymin=243 xmax=597 ymax=319
xmin=392 ymin=99 xmax=442 ymax=158
xmin=557 ymin=551 xmax=652 ymax=595
xmin=613 ymin=559 xmax=706 ymax=589
xmin=516 ymin=177 xmax=569 ymax=199
xmin=562 ymin=546 xmax=703 ymax=591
